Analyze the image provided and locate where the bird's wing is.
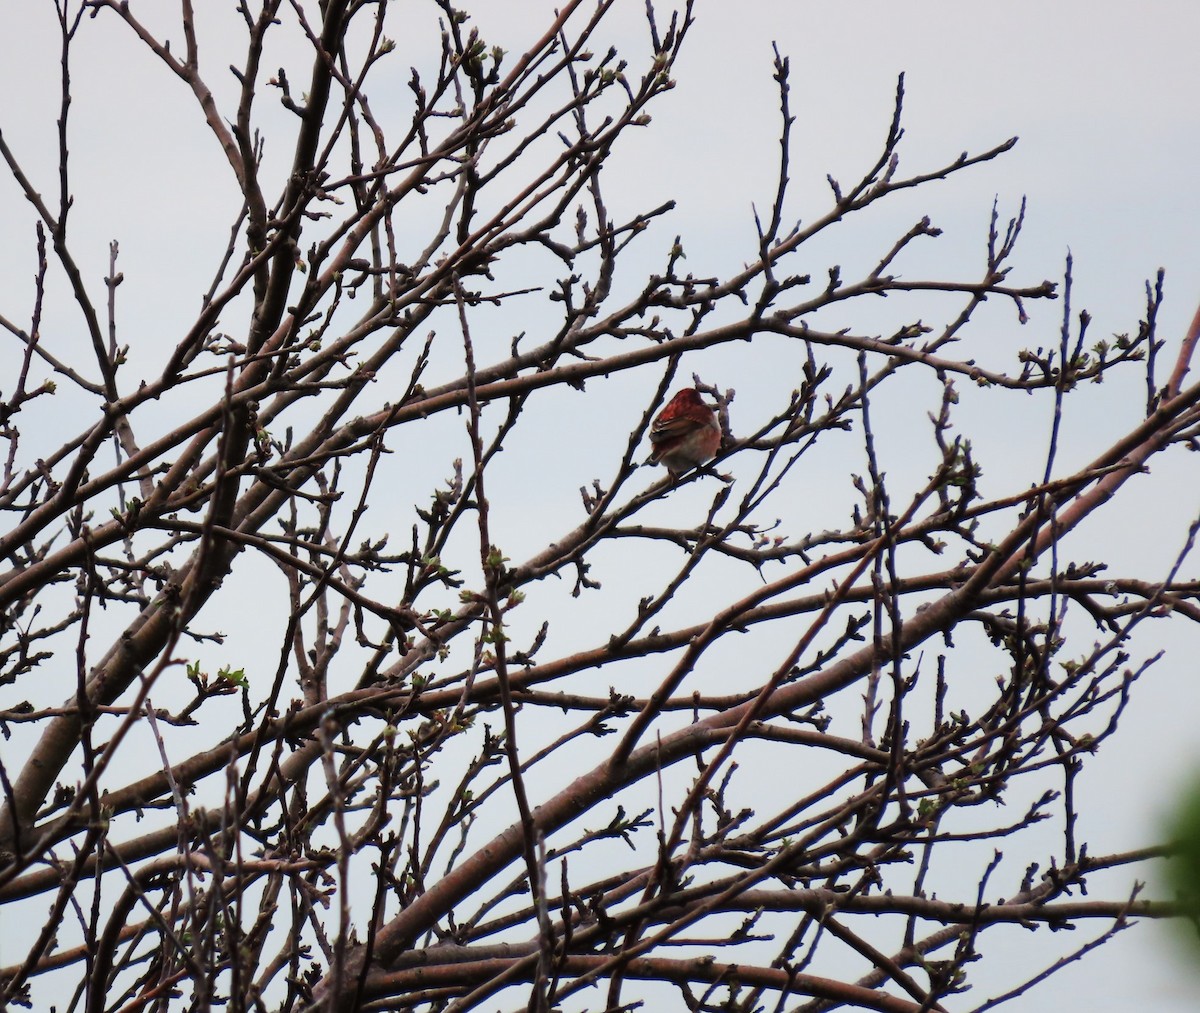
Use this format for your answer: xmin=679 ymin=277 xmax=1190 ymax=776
xmin=649 ymin=416 xmax=696 ymax=444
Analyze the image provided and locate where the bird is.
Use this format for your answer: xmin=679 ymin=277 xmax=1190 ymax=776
xmin=648 ymin=387 xmax=722 ymax=478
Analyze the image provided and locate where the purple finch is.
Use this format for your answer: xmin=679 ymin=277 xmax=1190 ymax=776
xmin=649 ymin=387 xmax=722 ymax=478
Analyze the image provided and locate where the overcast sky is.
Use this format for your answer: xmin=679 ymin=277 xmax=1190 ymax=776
xmin=2 ymin=2 xmax=1199 ymax=1009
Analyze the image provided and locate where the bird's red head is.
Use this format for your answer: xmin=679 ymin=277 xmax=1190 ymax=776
xmin=659 ymin=388 xmax=706 ymax=416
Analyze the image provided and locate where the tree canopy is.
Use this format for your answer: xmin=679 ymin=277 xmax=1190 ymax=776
xmin=1 ymin=3 xmax=1198 ymax=1012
